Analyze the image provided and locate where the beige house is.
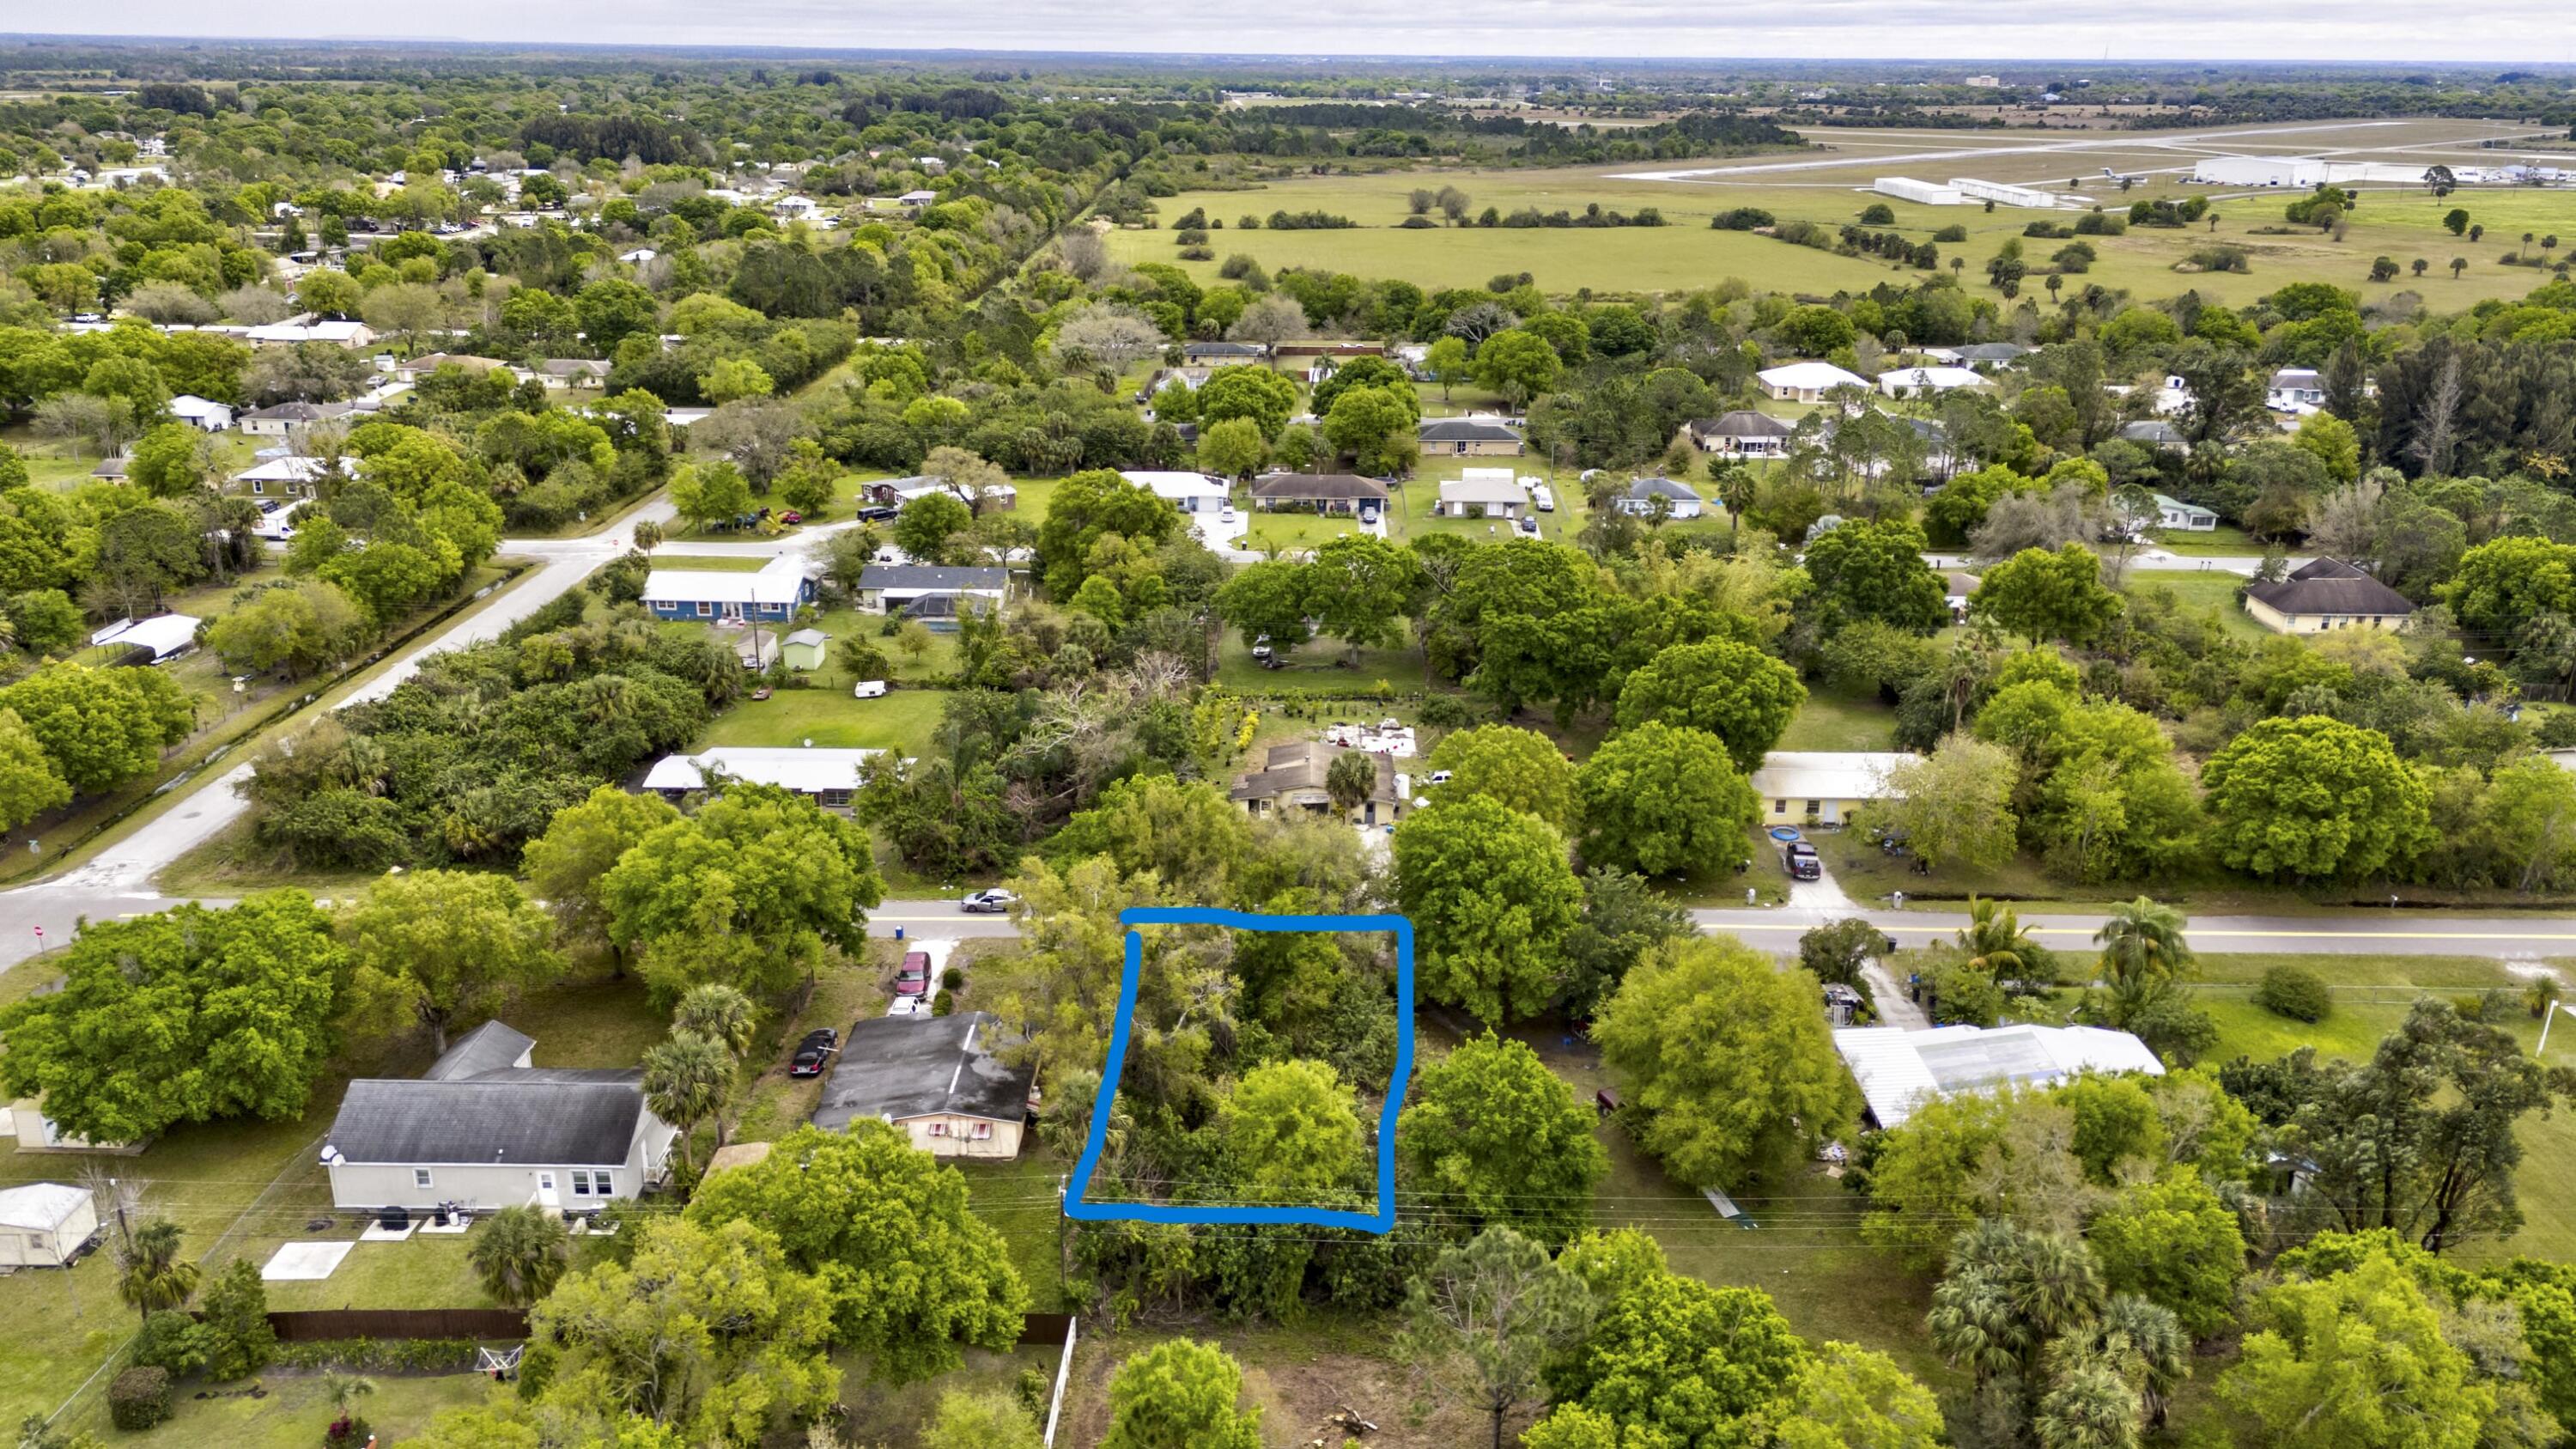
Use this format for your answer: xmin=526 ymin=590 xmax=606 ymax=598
xmin=1230 ymin=740 xmax=1410 ymax=828
xmin=6 ymin=1097 xmax=145 ymax=1154
xmin=319 ymin=1022 xmax=678 ymax=1212
xmin=1747 ymin=751 xmax=1915 ymax=827
xmin=2243 ymin=559 xmax=2416 ymax=635
xmin=1418 ymin=418 xmax=1524 ymax=456
xmin=0 ymin=1183 xmax=99 ymax=1268
xmin=1437 ymin=471 xmax=1526 ymax=518
xmin=812 ymin=1014 xmax=1031 ymax=1160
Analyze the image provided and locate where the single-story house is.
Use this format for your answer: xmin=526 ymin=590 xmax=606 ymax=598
xmin=642 ymin=746 xmax=880 ymax=809
xmin=88 ymin=613 xmax=201 ymax=664
xmin=1690 ymin=411 xmax=1796 ymax=458
xmin=91 ymin=455 xmax=127 ymax=481
xmin=1876 ymin=365 xmax=1990 ymax=399
xmin=1437 ymin=472 xmax=1526 ymax=519
xmin=886 ymin=475 xmax=1017 ymax=511
xmin=1747 ymin=750 xmax=1913 ymax=826
xmin=1945 ymin=571 xmax=1981 ymax=622
xmin=320 ymin=1021 xmax=678 ymax=1213
xmin=167 ymin=393 xmax=234 ymax=431
xmin=233 ymin=455 xmax=332 ymax=497
xmin=781 ymin=628 xmax=830 ymax=671
xmin=0 ymin=1183 xmax=99 ymax=1269
xmin=1616 ymin=477 xmax=1704 ymax=521
xmin=1183 ymin=341 xmax=1266 ymax=363
xmin=2118 ymin=419 xmax=2187 ymax=452
xmin=6 ymin=1097 xmax=144 ymax=1154
xmin=853 ymin=564 xmax=1009 ymax=619
xmin=1230 ymin=741 xmax=1410 ymax=828
xmin=1122 ymin=470 xmax=1231 ymax=514
xmin=2267 ymin=368 xmax=2325 ymax=412
xmin=1417 ymin=417 xmax=1524 ymax=456
xmin=895 ymin=189 xmax=939 ymax=208
xmin=246 ymin=319 xmax=375 ymax=348
xmin=618 ymin=246 xmax=659 ymax=264
xmin=2151 ymin=492 xmax=2218 ymax=531
xmin=1757 ymin=362 xmax=1870 ymax=404
xmin=641 ymin=556 xmax=815 ymax=621
xmin=1835 ymin=1023 xmax=2165 ymax=1129
xmin=2243 ymin=557 xmax=2417 ymax=635
xmin=238 ymin=401 xmax=356 ymax=437
xmin=812 ymin=1014 xmax=1033 ymax=1159
xmin=1953 ymin=342 xmax=2028 ymax=368
xmin=1249 ymin=472 xmax=1388 ymax=514
xmin=536 ymin=358 xmax=612 ymax=389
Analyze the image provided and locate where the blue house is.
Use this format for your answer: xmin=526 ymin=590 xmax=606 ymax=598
xmin=641 ymin=557 xmax=814 ymax=621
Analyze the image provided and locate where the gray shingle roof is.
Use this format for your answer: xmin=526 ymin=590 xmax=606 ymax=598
xmin=1250 ymin=472 xmax=1388 ymax=502
xmin=812 ymin=1012 xmax=1033 ymax=1130
xmin=325 ymin=1077 xmax=646 ymax=1166
xmin=1230 ymin=740 xmax=1398 ymax=806
xmin=1692 ymin=411 xmax=1795 ymax=439
xmin=2246 ymin=563 xmax=2416 ymax=618
xmin=1626 ymin=477 xmax=1704 ymax=502
xmin=1417 ymin=418 xmax=1521 ymax=442
xmin=423 ymin=1021 xmax=536 ymax=1081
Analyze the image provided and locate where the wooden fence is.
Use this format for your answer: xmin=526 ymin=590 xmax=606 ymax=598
xmin=264 ymin=1308 xmax=531 ymax=1342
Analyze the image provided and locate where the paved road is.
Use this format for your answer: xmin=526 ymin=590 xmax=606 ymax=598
xmin=860 ymin=895 xmax=2576 ymax=962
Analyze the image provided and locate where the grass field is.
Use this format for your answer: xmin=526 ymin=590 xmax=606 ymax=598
xmin=2125 ymin=569 xmax=2269 ymax=641
xmin=1106 ymin=119 xmax=2576 ymax=305
xmin=702 ymin=682 xmax=950 ymax=757
xmin=1786 ymin=686 xmax=1902 ymax=752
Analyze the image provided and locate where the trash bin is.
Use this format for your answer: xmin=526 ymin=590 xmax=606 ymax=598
xmin=894 ymin=926 xmax=905 ymax=941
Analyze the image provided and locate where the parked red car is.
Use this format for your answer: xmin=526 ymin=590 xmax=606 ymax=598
xmin=894 ymin=950 xmax=932 ymax=997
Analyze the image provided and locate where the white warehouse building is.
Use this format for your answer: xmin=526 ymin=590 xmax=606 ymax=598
xmin=1947 ymin=177 xmax=2064 ymax=210
xmin=2193 ymin=155 xmax=2464 ymax=189
xmin=1873 ymin=176 xmax=1969 ymax=206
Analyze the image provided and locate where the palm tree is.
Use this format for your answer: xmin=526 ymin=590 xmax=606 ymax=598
xmin=1958 ymin=897 xmax=2041 ymax=978
xmin=115 ymin=1218 xmax=199 ymax=1323
xmin=2080 ymin=1294 xmax=2187 ymax=1428
xmin=641 ymin=1030 xmax=733 ymax=1172
xmin=466 ymin=1205 xmax=573 ymax=1308
xmin=1325 ymin=749 xmax=1377 ymax=819
xmin=672 ymin=983 xmax=760 ymax=1060
xmin=2033 ymin=1361 xmax=2141 ymax=1449
xmin=2094 ymin=898 xmax=2192 ymax=1011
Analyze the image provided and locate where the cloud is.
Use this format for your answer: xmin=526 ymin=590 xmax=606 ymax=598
xmin=30 ymin=1 xmax=2572 ymax=61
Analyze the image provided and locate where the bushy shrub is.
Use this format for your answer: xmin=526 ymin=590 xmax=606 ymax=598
xmin=131 ymin=1311 xmax=208 ymax=1376
xmin=1419 ymin=693 xmax=1479 ymax=729
xmin=932 ymin=987 xmax=956 ymax=1016
xmin=108 ymin=1367 xmax=173 ymax=1431
xmin=272 ymin=1338 xmax=482 ymax=1373
xmin=2254 ymin=965 xmax=2331 ymax=1022
xmin=1933 ymin=224 xmax=1970 ymax=242
xmin=1710 ymin=207 xmax=1776 ymax=231
xmin=941 ymin=965 xmax=965 ymax=990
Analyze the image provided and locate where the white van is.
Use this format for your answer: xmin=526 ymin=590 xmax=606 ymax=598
xmin=1534 ymin=486 xmax=1556 ymax=513
xmin=853 ymin=679 xmax=888 ymax=698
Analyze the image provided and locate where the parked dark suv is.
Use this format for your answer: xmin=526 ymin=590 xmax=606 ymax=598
xmin=1782 ymin=842 xmax=1821 ymax=881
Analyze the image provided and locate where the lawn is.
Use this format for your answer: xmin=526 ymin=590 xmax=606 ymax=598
xmin=648 ymin=550 xmax=782 ymax=572
xmin=1785 ymin=686 xmax=1900 ymax=752
xmin=1212 ymin=623 xmax=1437 ymax=694
xmin=2124 ymin=569 xmax=2269 ymax=642
xmin=1241 ymin=508 xmax=1360 ymax=554
xmin=114 ymin=1372 xmax=501 ymax=1448
xmin=2149 ymin=523 xmax=2260 ymax=557
xmin=699 ymin=682 xmax=950 ymax=758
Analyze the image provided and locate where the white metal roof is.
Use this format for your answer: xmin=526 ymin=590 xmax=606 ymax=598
xmin=1121 ymin=470 xmax=1228 ymax=501
xmin=641 ymin=746 xmax=882 ymax=795
xmin=90 ymin=613 xmax=201 ymax=661
xmin=246 ymin=320 xmax=372 ymax=344
xmin=235 ymin=457 xmax=331 ymax=484
xmin=0 ymin=1182 xmax=90 ymax=1233
xmin=641 ymin=556 xmax=810 ymax=606
xmin=1836 ymin=1024 xmax=2166 ymax=1128
xmin=1439 ymin=477 xmax=1525 ymax=505
xmin=168 ymin=393 xmax=232 ymax=419
xmin=1877 ymin=366 xmax=1989 ymax=392
xmin=1759 ymin=362 xmax=1869 ymax=391
xmin=1747 ymin=751 xmax=1913 ymax=801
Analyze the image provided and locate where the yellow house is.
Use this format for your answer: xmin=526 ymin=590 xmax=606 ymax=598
xmin=1747 ymin=751 xmax=1914 ymax=827
xmin=2242 ymin=559 xmax=2416 ymax=636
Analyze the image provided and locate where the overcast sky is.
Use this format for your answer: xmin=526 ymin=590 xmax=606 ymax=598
xmin=23 ymin=3 xmax=2576 ymax=64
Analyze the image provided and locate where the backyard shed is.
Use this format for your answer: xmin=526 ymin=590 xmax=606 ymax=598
xmin=0 ymin=1183 xmax=98 ymax=1269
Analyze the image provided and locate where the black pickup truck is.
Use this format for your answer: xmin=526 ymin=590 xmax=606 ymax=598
xmin=1782 ymin=841 xmax=1821 ymax=881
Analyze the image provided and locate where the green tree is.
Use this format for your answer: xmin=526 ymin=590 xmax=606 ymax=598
xmin=893 ymin=489 xmax=973 ymax=564
xmin=340 ymin=869 xmax=563 ymax=1053
xmin=1212 ymin=558 xmax=1310 ymax=652
xmin=0 ymin=893 xmax=349 ymax=1144
xmin=1542 ymin=1269 xmax=1810 ymax=1446
xmin=1972 ymin=545 xmax=2124 ymax=646
xmin=2221 ymin=1253 xmax=2494 ymax=1449
xmin=1196 ymin=416 xmax=1267 ymax=479
xmin=1425 ymin=335 xmax=1470 ymax=400
xmin=2201 ymin=716 xmax=2433 ymax=880
xmin=1399 ymin=1033 xmax=1607 ymax=1243
xmin=1221 ymin=1058 xmax=1366 ymax=1203
xmin=115 ymin=1219 xmax=200 ymax=1324
xmin=1574 ymin=721 xmax=1759 ymax=877
xmin=604 ymin=783 xmax=884 ymax=1004
xmin=1613 ymin=637 xmax=1806 ymax=772
xmin=1391 ymin=795 xmax=1583 ymax=1023
xmin=1100 ymin=1339 xmax=1264 ymax=1449
xmin=526 ymin=1216 xmax=839 ymax=1446
xmin=1323 ymin=748 xmax=1377 ymax=817
xmin=125 ymin=423 xmax=208 ymax=497
xmin=668 ymin=460 xmax=754 ymax=533
xmin=923 ymin=1391 xmax=1044 ymax=1449
xmin=204 ymin=580 xmax=371 ymax=679
xmin=0 ymin=661 xmax=194 ymax=795
xmin=1805 ymin=518 xmax=1950 ymax=635
xmin=1309 ymin=533 xmax=1422 ymax=664
xmin=1195 ymin=365 xmax=1299 ymax=439
xmin=1770 ymin=1341 xmax=1946 ymax=1449
xmin=467 ymin=1203 xmax=574 ymax=1308
xmin=1400 ymin=1227 xmax=1593 ymax=1449
xmin=642 ymin=1030 xmax=734 ymax=1174
xmin=1321 ymin=385 xmax=1418 ymax=473
xmin=672 ymin=983 xmax=760 ymax=1060
xmin=1470 ymin=329 xmax=1563 ymax=407
xmin=1422 ymin=724 xmax=1576 ymax=832
xmin=0 ymin=706 xmax=70 ymax=833
xmin=685 ymin=1122 xmax=1028 ymax=1382
xmin=193 ymin=1259 xmax=276 ymax=1380
xmin=2094 ymin=898 xmax=2194 ymax=1021
xmin=1880 ymin=734 xmax=2020 ymax=874
xmin=1594 ymin=935 xmax=1861 ymax=1189
xmin=520 ymin=784 xmax=680 ymax=971
xmin=2087 ymin=1170 xmax=2247 ymax=1338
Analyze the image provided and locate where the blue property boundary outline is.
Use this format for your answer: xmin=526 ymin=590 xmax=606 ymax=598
xmin=1062 ymin=906 xmax=1414 ymax=1233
